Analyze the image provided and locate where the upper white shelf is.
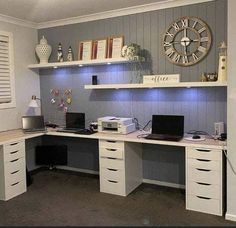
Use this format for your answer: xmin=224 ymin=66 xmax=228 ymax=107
xmin=84 ymin=81 xmax=227 ymax=89
xmin=28 ymin=57 xmax=136 ymax=69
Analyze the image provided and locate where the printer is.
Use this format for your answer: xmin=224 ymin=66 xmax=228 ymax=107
xmin=97 ymin=116 xmax=136 ymax=134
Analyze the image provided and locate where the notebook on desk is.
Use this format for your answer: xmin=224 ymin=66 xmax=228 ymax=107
xmin=145 ymin=115 xmax=184 ymax=141
xmin=56 ymin=112 xmax=85 ymax=133
xmin=22 ymin=116 xmax=47 ymax=133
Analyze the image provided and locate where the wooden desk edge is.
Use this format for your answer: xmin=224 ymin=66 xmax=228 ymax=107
xmin=0 ymin=129 xmax=227 ymax=150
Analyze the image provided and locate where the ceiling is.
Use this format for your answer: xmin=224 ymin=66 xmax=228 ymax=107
xmin=0 ymin=0 xmax=168 ymax=23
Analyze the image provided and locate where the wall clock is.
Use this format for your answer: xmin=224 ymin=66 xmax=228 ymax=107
xmin=162 ymin=16 xmax=212 ymax=66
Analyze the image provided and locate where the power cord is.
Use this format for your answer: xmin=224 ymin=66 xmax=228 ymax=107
xmin=142 ymin=120 xmax=152 ymax=131
xmin=222 ymin=144 xmax=236 ymax=175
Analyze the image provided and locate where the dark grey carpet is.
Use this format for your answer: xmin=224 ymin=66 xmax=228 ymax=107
xmin=0 ymin=169 xmax=235 ymax=227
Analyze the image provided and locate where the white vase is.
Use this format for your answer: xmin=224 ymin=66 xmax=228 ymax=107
xmin=35 ymin=36 xmax=52 ymax=64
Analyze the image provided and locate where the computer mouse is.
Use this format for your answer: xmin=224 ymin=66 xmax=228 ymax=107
xmin=192 ymin=135 xmax=201 ymax=139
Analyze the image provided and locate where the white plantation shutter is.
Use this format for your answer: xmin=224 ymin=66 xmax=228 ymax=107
xmin=0 ymin=31 xmax=15 ymax=107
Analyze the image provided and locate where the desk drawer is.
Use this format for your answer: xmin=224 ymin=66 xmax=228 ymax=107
xmin=5 ymin=157 xmax=25 ymax=171
xmin=100 ymin=147 xmax=124 ymax=159
xmin=100 ymin=178 xmax=125 ymax=196
xmin=5 ymin=168 xmax=26 ymax=186
xmin=187 ymin=181 xmax=220 ymax=199
xmin=4 ymin=140 xmax=25 ymax=163
xmin=100 ymin=167 xmax=124 ymax=182
xmin=188 ymin=168 xmax=220 ymax=185
xmin=100 ymin=157 xmax=125 ymax=170
xmin=5 ymin=180 xmax=26 ymax=201
xmin=187 ymin=147 xmax=221 ymax=161
xmin=187 ymin=195 xmax=221 ymax=216
xmin=99 ymin=140 xmax=124 ymax=150
xmin=188 ymin=158 xmax=221 ymax=171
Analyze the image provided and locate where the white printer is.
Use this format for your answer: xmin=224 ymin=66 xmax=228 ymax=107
xmin=97 ymin=116 xmax=136 ymax=134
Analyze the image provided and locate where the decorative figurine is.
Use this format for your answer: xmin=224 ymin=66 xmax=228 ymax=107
xmin=57 ymin=43 xmax=63 ymax=62
xmin=217 ymin=41 xmax=227 ymax=82
xmin=35 ymin=36 xmax=52 ymax=64
xmin=67 ymin=46 xmax=73 ymax=61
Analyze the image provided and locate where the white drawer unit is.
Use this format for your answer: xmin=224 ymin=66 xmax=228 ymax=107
xmin=186 ymin=146 xmax=223 ymax=216
xmin=0 ymin=140 xmax=27 ymax=201
xmin=99 ymin=139 xmax=142 ymax=196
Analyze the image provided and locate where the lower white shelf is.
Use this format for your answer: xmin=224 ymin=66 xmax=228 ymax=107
xmin=84 ymin=81 xmax=227 ymax=89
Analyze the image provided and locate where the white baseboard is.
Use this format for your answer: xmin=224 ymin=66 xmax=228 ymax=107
xmin=225 ymin=213 xmax=236 ymax=222
xmin=142 ymin=178 xmax=185 ymax=189
xmin=57 ymin=166 xmax=185 ymax=189
xmin=56 ymin=166 xmax=99 ymax=175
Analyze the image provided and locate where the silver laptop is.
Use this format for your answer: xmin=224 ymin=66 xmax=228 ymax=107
xmin=22 ymin=115 xmax=46 ymax=133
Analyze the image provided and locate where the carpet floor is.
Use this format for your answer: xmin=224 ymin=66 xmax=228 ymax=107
xmin=0 ymin=169 xmax=235 ymax=227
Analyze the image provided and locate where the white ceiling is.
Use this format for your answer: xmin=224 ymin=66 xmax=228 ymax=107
xmin=0 ymin=0 xmax=167 ymax=23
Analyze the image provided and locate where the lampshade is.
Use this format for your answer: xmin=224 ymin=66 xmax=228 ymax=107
xmin=28 ymin=95 xmax=40 ymax=108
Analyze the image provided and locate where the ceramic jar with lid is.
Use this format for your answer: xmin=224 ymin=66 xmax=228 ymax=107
xmin=35 ymin=36 xmax=52 ymax=64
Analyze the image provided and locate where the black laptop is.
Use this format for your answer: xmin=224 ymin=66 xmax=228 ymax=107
xmin=22 ymin=116 xmax=46 ymax=133
xmin=57 ymin=112 xmax=85 ymax=133
xmin=145 ymin=115 xmax=184 ymax=141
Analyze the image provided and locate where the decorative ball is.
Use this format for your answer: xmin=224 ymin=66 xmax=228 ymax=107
xmin=121 ymin=43 xmax=140 ymax=60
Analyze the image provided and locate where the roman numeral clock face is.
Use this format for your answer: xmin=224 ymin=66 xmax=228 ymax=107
xmin=163 ymin=17 xmax=212 ymax=66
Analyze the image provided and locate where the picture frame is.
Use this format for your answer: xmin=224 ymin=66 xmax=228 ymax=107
xmin=78 ymin=40 xmax=93 ymax=60
xmin=92 ymin=38 xmax=107 ymax=59
xmin=107 ymin=36 xmax=124 ymax=58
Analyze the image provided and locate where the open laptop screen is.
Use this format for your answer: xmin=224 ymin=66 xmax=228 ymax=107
xmin=66 ymin=112 xmax=85 ymax=129
xmin=22 ymin=116 xmax=45 ymax=132
xmin=152 ymin=115 xmax=184 ymax=136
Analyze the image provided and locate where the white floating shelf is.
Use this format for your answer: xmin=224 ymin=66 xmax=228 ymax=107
xmin=28 ymin=57 xmax=135 ymax=69
xmin=84 ymin=81 xmax=227 ymax=89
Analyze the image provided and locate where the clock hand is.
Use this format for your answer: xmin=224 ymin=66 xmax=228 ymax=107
xmin=184 ymin=28 xmax=187 ymax=38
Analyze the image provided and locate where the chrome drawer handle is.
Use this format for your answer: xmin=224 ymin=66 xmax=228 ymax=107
xmin=196 ymin=159 xmax=210 ymax=162
xmin=10 ymin=142 xmax=18 ymax=146
xmin=196 ymin=182 xmax=211 ymax=186
xmin=197 ymin=196 xmax=211 ymax=200
xmin=107 ymin=140 xmax=116 ymax=143
xmin=10 ymin=158 xmax=19 ymax=163
xmin=107 ymin=168 xmax=118 ymax=172
xmin=11 ymin=182 xmax=19 ymax=186
xmin=10 ymin=150 xmax=19 ymax=155
xmin=196 ymin=149 xmax=211 ymax=152
xmin=106 ymin=148 xmax=117 ymax=152
xmin=11 ymin=170 xmax=20 ymax=175
xmin=196 ymin=168 xmax=211 ymax=172
xmin=108 ymin=180 xmax=118 ymax=183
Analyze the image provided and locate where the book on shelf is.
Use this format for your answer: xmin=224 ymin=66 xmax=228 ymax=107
xmin=107 ymin=36 xmax=124 ymax=58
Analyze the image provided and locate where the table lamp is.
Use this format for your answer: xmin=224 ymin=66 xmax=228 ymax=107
xmin=28 ymin=95 xmax=42 ymax=115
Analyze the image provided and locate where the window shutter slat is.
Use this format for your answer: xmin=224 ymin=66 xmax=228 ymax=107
xmin=0 ymin=32 xmax=11 ymax=104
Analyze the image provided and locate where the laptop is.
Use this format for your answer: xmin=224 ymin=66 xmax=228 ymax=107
xmin=57 ymin=112 xmax=85 ymax=133
xmin=145 ymin=115 xmax=184 ymax=141
xmin=22 ymin=116 xmax=46 ymax=133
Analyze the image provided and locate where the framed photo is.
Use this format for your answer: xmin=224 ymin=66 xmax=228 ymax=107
xmin=107 ymin=36 xmax=124 ymax=58
xmin=92 ymin=38 xmax=107 ymax=59
xmin=78 ymin=40 xmax=93 ymax=60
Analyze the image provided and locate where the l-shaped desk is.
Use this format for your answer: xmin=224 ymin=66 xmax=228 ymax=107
xmin=0 ymin=129 xmax=226 ymax=216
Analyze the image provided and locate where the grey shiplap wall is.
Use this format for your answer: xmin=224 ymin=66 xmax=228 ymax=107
xmin=36 ymin=0 xmax=227 ymax=185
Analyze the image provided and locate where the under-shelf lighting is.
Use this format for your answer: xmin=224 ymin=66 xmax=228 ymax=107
xmin=78 ymin=64 xmax=83 ymax=67
xmin=53 ymin=66 xmax=58 ymax=69
xmin=107 ymin=62 xmax=111 ymax=65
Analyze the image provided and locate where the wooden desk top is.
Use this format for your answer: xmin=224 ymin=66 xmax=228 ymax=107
xmin=0 ymin=128 xmax=226 ymax=149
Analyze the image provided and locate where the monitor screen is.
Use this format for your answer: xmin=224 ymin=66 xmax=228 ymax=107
xmin=66 ymin=112 xmax=85 ymax=129
xmin=151 ymin=115 xmax=184 ymax=136
xmin=22 ymin=116 xmax=45 ymax=130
